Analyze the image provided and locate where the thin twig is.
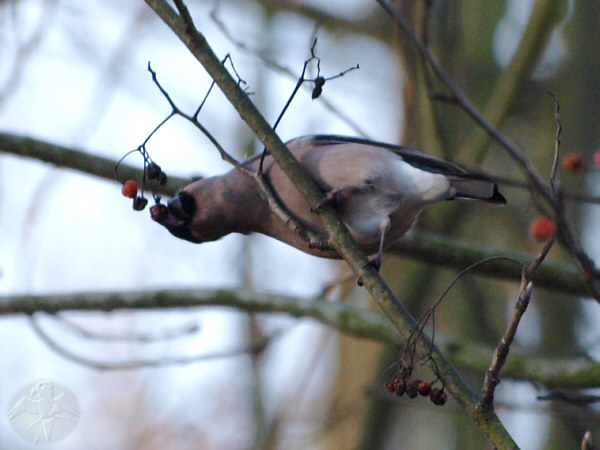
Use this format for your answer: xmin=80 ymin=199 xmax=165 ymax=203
xmin=548 ymin=92 xmax=562 ymax=191
xmin=259 ymin=38 xmax=358 ymax=171
xmin=209 ymin=7 xmax=369 ymax=137
xmin=478 ymin=238 xmax=555 ymax=412
xmin=29 ymin=313 xmax=280 ymax=370
xmin=54 ymin=314 xmax=201 ymax=342
xmin=406 ymin=257 xmax=524 ymax=370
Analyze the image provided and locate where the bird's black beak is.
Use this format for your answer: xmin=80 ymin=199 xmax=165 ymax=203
xmin=150 ymin=191 xmax=202 ymax=243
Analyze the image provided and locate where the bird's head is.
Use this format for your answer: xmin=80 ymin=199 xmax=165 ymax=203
xmin=150 ymin=177 xmax=237 ymax=244
xmin=151 ymin=188 xmax=203 ymax=243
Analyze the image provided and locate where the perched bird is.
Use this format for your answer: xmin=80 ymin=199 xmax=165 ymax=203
xmin=151 ymin=135 xmax=505 ymax=267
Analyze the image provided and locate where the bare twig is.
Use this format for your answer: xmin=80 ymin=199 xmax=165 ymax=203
xmin=548 ymin=92 xmax=563 ymax=191
xmin=259 ymin=37 xmax=358 ymax=172
xmin=478 ymin=279 xmax=533 ymax=411
xmin=478 ymin=238 xmax=555 ymax=412
xmin=209 ymin=7 xmax=369 ymax=137
xmin=147 ymin=62 xmax=245 ymax=170
xmin=55 ymin=314 xmax=201 ymax=342
xmin=405 ymin=256 xmax=524 ymax=372
xmin=0 ymin=0 xmax=52 ymax=105
xmin=29 ymin=313 xmax=280 ymax=370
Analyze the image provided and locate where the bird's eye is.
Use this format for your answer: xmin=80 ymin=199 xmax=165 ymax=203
xmin=178 ymin=191 xmax=197 ymax=217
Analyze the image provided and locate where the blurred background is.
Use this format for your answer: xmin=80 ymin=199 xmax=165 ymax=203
xmin=1 ymin=0 xmax=599 ymax=448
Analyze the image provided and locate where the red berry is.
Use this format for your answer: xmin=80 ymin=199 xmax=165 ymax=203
xmin=121 ymin=179 xmax=138 ymax=198
xmin=562 ymin=151 xmax=584 ymax=173
xmin=529 ymin=216 xmax=556 ymax=241
xmin=594 ymin=150 xmax=600 ymax=169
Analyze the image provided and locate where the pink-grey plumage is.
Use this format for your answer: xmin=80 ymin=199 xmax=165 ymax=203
xmin=151 ymin=135 xmax=505 ymax=262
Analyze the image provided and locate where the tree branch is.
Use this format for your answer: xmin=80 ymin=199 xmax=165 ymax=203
xmin=0 ymin=132 xmax=590 ymax=298
xmin=392 ymin=231 xmax=589 ymax=298
xmin=3 ymin=288 xmax=599 ymax=388
xmin=0 ymin=132 xmax=188 ymax=196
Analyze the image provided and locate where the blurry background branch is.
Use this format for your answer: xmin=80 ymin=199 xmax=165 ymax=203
xmin=1 ymin=288 xmax=599 ymax=389
xmin=378 ymin=0 xmax=600 ymax=302
xmin=0 ymin=132 xmax=590 ymax=298
xmin=0 ymin=132 xmax=188 ymax=195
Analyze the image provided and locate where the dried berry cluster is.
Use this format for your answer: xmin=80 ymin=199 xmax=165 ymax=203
xmin=116 ymin=150 xmax=168 ymax=212
xmin=312 ymin=76 xmax=325 ymax=99
xmin=121 ymin=179 xmax=147 ymax=210
xmin=145 ymin=162 xmax=168 ymax=185
xmin=384 ymin=365 xmax=447 ymax=406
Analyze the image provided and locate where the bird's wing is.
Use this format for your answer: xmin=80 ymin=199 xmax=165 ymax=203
xmin=287 ymin=135 xmax=505 ymax=204
xmin=290 ymin=135 xmax=469 ymax=176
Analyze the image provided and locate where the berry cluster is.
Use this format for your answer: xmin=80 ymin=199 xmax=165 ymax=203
xmin=561 ymin=149 xmax=600 ymax=173
xmin=145 ymin=162 xmax=168 ymax=185
xmin=121 ymin=179 xmax=147 ymax=210
xmin=116 ymin=148 xmax=168 ymax=212
xmin=526 ymin=150 xmax=600 ymax=242
xmin=312 ymin=76 xmax=325 ymax=99
xmin=384 ymin=365 xmax=447 ymax=406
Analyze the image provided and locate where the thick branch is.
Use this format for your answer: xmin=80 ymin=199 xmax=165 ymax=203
xmin=393 ymin=232 xmax=589 ymax=297
xmin=143 ymin=2 xmax=516 ymax=446
xmin=0 ymin=132 xmax=188 ymax=195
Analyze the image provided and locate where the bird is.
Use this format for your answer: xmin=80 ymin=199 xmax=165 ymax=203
xmin=151 ymin=135 xmax=505 ymax=268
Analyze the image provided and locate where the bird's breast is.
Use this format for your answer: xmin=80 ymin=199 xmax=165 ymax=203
xmin=337 ymin=191 xmax=422 ymax=245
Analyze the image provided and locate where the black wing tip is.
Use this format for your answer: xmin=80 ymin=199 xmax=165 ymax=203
xmin=293 ymin=136 xmax=508 ymax=205
xmin=451 ymin=182 xmax=507 ymax=204
xmin=489 ymin=185 xmax=507 ymax=204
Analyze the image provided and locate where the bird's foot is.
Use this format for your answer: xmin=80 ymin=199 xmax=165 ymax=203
xmin=311 ymin=188 xmax=341 ymax=212
xmin=357 ymin=256 xmax=382 ymax=286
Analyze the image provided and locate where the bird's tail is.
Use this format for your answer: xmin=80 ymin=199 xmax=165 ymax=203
xmin=449 ymin=176 xmax=506 ymax=204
